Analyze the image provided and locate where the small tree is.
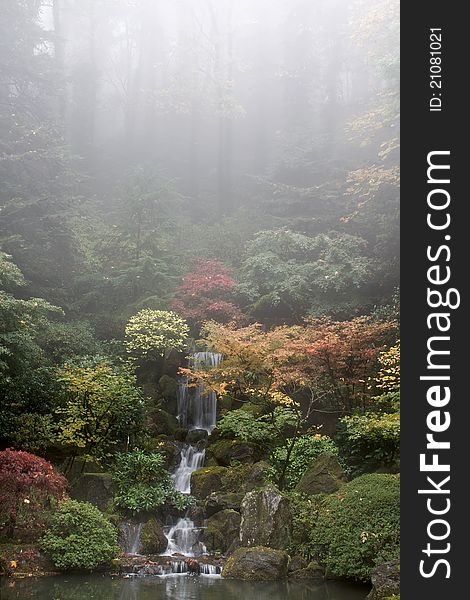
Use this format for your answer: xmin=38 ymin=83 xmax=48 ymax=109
xmin=125 ymin=309 xmax=189 ymax=359
xmin=0 ymin=449 xmax=68 ymax=536
xmin=56 ymin=359 xmax=144 ymax=463
xmin=40 ymin=500 xmax=119 ymax=570
xmin=172 ymin=259 xmax=245 ymax=328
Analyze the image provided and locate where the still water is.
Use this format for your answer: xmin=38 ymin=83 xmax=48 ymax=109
xmin=0 ymin=574 xmax=370 ymax=600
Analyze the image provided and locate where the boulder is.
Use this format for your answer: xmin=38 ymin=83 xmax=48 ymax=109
xmin=186 ymin=429 xmax=209 ymax=444
xmin=141 ymin=518 xmax=168 ymax=555
xmin=222 ymin=546 xmax=289 ymax=580
xmin=209 ymin=439 xmax=257 ymax=466
xmin=204 ymin=492 xmax=245 ymax=517
xmin=190 ymin=466 xmax=227 ymax=500
xmin=240 ymin=485 xmax=291 ymax=550
xmin=288 ymin=555 xmax=308 ymax=573
xmin=202 ymin=510 xmax=241 ymax=554
xmin=295 ymin=452 xmax=346 ymax=495
xmin=289 ymin=561 xmax=325 ymax=580
xmin=70 ymin=473 xmax=115 ymax=511
xmin=221 ymin=461 xmax=270 ymax=494
xmin=149 ymin=408 xmax=178 ymax=436
xmin=367 ymin=560 xmax=400 ymax=600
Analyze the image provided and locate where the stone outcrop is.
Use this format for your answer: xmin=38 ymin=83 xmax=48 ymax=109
xmin=141 ymin=518 xmax=168 ymax=555
xmin=222 ymin=546 xmax=289 ymax=580
xmin=239 ymin=485 xmax=291 ymax=550
xmin=295 ymin=452 xmax=346 ymax=495
xmin=367 ymin=560 xmax=400 ymax=600
xmin=190 ymin=466 xmax=227 ymax=500
xmin=202 ymin=509 xmax=241 ymax=554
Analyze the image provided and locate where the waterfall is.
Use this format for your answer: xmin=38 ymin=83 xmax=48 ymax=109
xmin=120 ymin=522 xmax=143 ymax=555
xmin=164 ymin=518 xmax=206 ymax=557
xmin=177 ymin=352 xmax=223 ymax=433
xmin=199 ymin=563 xmax=222 ymax=575
xmin=173 ymin=444 xmax=206 ymax=494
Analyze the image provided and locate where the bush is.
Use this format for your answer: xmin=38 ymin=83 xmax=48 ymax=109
xmin=269 ymin=434 xmax=339 ymax=490
xmin=125 ymin=309 xmax=189 ymax=358
xmin=287 ymin=491 xmax=324 ymax=561
xmin=0 ymin=449 xmax=67 ymax=535
xmin=40 ymin=500 xmax=119 ymax=570
xmin=312 ymin=473 xmax=400 ymax=581
xmin=112 ymin=450 xmax=192 ymax=512
xmin=336 ymin=413 xmax=400 ymax=473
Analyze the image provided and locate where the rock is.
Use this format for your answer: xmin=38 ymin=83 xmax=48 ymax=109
xmin=186 ymin=428 xmax=209 ymax=444
xmin=289 ymin=561 xmax=325 ymax=580
xmin=202 ymin=510 xmax=241 ymax=554
xmin=367 ymin=560 xmax=400 ymax=600
xmin=240 ymin=461 xmax=270 ymax=492
xmin=295 ymin=452 xmax=346 ymax=495
xmin=70 ymin=473 xmax=115 ymax=511
xmin=149 ymin=408 xmax=178 ymax=436
xmin=288 ymin=555 xmax=308 ymax=573
xmin=190 ymin=466 xmax=227 ymax=500
xmin=222 ymin=546 xmax=289 ymax=580
xmin=209 ymin=439 xmax=257 ymax=466
xmin=240 ymin=485 xmax=291 ymax=550
xmin=141 ymin=518 xmax=168 ymax=555
xmin=204 ymin=492 xmax=245 ymax=516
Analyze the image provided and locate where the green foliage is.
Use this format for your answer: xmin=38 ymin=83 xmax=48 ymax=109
xmin=312 ymin=473 xmax=400 ymax=581
xmin=337 ymin=412 xmax=400 ymax=473
xmin=40 ymin=500 xmax=119 ymax=570
xmin=238 ymin=229 xmax=374 ymax=321
xmin=287 ymin=491 xmax=324 ymax=561
xmin=269 ymin=434 xmax=339 ymax=490
xmin=36 ymin=321 xmax=101 ymax=365
xmin=112 ymin=450 xmax=192 ymax=512
xmin=56 ymin=359 xmax=144 ymax=461
xmin=125 ymin=309 xmax=189 ymax=358
xmin=217 ymin=407 xmax=297 ymax=447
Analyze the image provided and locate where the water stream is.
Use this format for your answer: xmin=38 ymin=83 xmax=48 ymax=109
xmin=164 ymin=352 xmax=222 ymax=556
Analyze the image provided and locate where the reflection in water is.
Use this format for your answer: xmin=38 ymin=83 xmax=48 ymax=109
xmin=0 ymin=575 xmax=370 ymax=600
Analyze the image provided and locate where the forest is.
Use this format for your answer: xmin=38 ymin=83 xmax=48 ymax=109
xmin=0 ymin=1 xmax=400 ymax=599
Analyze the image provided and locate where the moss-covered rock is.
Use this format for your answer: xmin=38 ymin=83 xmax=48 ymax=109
xmin=149 ymin=408 xmax=178 ymax=436
xmin=190 ymin=466 xmax=227 ymax=500
xmin=202 ymin=509 xmax=241 ymax=554
xmin=141 ymin=518 xmax=168 ymax=555
xmin=240 ymin=485 xmax=291 ymax=550
xmin=204 ymin=492 xmax=245 ymax=516
xmin=209 ymin=439 xmax=257 ymax=466
xmin=221 ymin=461 xmax=270 ymax=494
xmin=70 ymin=473 xmax=115 ymax=512
xmin=222 ymin=546 xmax=289 ymax=580
xmin=289 ymin=561 xmax=325 ymax=580
xmin=367 ymin=560 xmax=400 ymax=600
xmin=295 ymin=452 xmax=345 ymax=495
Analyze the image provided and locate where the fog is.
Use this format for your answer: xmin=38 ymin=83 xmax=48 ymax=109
xmin=1 ymin=0 xmax=399 ymax=330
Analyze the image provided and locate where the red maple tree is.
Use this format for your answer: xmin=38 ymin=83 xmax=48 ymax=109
xmin=0 ymin=449 xmax=68 ymax=536
xmin=172 ymin=259 xmax=245 ymax=328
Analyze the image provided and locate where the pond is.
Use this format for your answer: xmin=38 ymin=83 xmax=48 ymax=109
xmin=0 ymin=574 xmax=370 ymax=600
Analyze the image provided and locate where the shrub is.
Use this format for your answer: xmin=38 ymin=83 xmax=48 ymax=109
xmin=40 ymin=500 xmax=119 ymax=570
xmin=269 ymin=434 xmax=339 ymax=490
xmin=287 ymin=491 xmax=324 ymax=561
xmin=112 ymin=450 xmax=192 ymax=512
xmin=125 ymin=309 xmax=189 ymax=358
xmin=0 ymin=449 xmax=67 ymax=535
xmin=312 ymin=473 xmax=400 ymax=581
xmin=336 ymin=412 xmax=400 ymax=473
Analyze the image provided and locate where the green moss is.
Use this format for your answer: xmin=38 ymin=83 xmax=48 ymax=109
xmin=190 ymin=466 xmax=227 ymax=499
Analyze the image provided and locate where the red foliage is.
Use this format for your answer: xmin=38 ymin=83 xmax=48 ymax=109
xmin=172 ymin=259 xmax=245 ymax=327
xmin=0 ymin=449 xmax=68 ymax=532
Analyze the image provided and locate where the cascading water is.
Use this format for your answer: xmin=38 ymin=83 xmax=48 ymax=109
xmin=120 ymin=522 xmax=143 ymax=555
xmin=164 ymin=518 xmax=206 ymax=557
xmin=176 ymin=352 xmax=223 ymax=433
xmin=163 ymin=352 xmax=222 ymax=558
xmin=173 ymin=444 xmax=206 ymax=494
